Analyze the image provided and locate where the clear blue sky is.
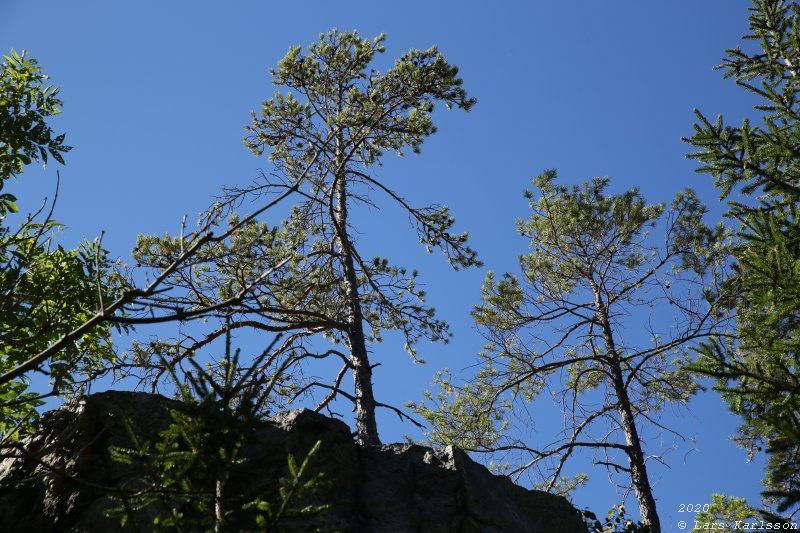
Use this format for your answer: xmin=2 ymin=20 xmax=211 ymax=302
xmin=2 ymin=1 xmax=765 ymax=528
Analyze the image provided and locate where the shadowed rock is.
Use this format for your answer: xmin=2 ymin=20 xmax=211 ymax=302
xmin=0 ymin=391 xmax=585 ymax=532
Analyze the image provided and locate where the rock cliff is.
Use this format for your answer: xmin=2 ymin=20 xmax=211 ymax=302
xmin=0 ymin=391 xmax=585 ymax=532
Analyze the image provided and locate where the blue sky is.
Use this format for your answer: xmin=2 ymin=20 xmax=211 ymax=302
xmin=2 ymin=1 xmax=766 ymax=528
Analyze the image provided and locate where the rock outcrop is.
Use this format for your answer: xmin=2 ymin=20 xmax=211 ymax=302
xmin=0 ymin=391 xmax=585 ymax=532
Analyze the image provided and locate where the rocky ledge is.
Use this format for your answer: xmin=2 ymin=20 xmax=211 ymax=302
xmin=0 ymin=391 xmax=584 ymax=532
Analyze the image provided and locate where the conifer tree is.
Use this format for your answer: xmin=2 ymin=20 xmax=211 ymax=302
xmin=112 ymin=31 xmax=476 ymax=446
xmin=685 ymin=0 xmax=800 ymax=517
xmin=415 ymin=173 xmax=730 ymax=533
xmin=236 ymin=30 xmax=477 ymax=445
xmin=1 ymin=34 xmax=477 ymax=449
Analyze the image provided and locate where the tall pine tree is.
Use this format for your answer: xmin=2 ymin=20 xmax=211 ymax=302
xmin=415 ymin=173 xmax=730 ymax=533
xmin=240 ymin=30 xmax=478 ymax=444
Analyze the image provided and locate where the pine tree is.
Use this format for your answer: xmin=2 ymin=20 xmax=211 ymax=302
xmin=239 ymin=30 xmax=478 ymax=444
xmin=415 ymin=173 xmax=730 ymax=533
xmin=111 ymin=31 xmax=475 ymax=445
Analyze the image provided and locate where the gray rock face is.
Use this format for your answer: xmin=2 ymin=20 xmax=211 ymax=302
xmin=0 ymin=391 xmax=585 ymax=532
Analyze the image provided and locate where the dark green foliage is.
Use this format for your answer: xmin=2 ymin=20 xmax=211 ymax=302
xmin=254 ymin=440 xmax=329 ymax=532
xmin=0 ymin=223 xmax=121 ymax=439
xmin=0 ymin=49 xmax=70 ymax=215
xmin=685 ymin=0 xmax=800 ymax=516
xmin=108 ymin=344 xmax=331 ymax=532
xmin=0 ymin=50 xmax=119 ymax=442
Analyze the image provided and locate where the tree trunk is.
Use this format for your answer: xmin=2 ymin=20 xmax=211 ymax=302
xmin=611 ymin=367 xmax=662 ymax=533
xmin=333 ymin=168 xmax=381 ymax=446
xmin=214 ymin=477 xmax=226 ymax=533
xmin=598 ymin=300 xmax=661 ymax=533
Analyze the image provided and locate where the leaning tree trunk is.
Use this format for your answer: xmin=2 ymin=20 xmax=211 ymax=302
xmin=599 ymin=303 xmax=661 ymax=533
xmin=333 ymin=168 xmax=381 ymax=446
xmin=611 ymin=367 xmax=662 ymax=533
